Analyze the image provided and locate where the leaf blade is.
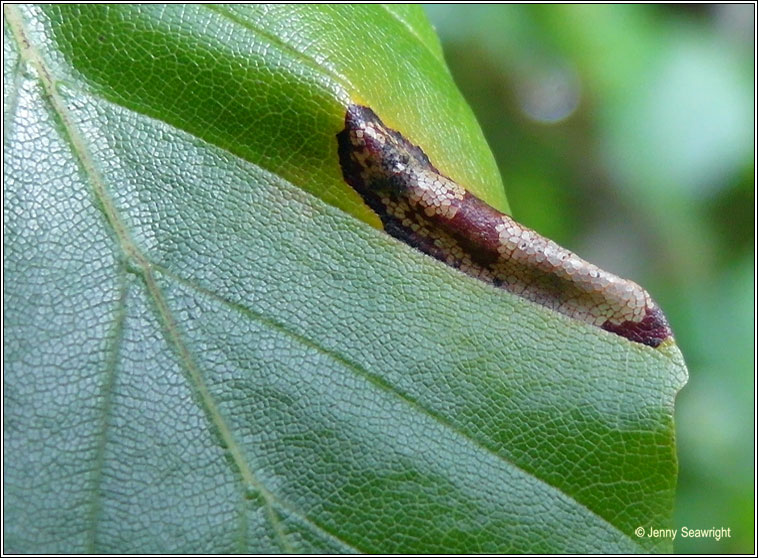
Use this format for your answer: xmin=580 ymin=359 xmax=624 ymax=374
xmin=3 ymin=4 xmax=687 ymax=553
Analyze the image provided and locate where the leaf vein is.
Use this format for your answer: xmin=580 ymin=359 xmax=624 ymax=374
xmin=152 ymin=263 xmax=639 ymax=548
xmin=377 ymin=4 xmax=445 ymax=65
xmin=85 ymin=270 xmax=129 ymax=552
xmin=3 ymin=7 xmax=316 ymax=552
xmin=203 ymin=4 xmax=354 ymax=103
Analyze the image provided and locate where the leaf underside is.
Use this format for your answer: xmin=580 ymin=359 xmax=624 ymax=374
xmin=3 ymin=4 xmax=687 ymax=554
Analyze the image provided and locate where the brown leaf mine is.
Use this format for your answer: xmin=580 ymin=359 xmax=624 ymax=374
xmin=337 ymin=105 xmax=672 ymax=348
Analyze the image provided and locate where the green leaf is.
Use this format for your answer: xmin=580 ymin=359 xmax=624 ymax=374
xmin=3 ymin=4 xmax=687 ymax=554
xmin=18 ymin=3 xmax=508 ymax=226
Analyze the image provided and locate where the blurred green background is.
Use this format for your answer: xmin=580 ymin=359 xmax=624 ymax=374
xmin=424 ymin=4 xmax=754 ymax=554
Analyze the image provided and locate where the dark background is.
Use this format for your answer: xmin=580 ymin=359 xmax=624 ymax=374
xmin=424 ymin=4 xmax=754 ymax=554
